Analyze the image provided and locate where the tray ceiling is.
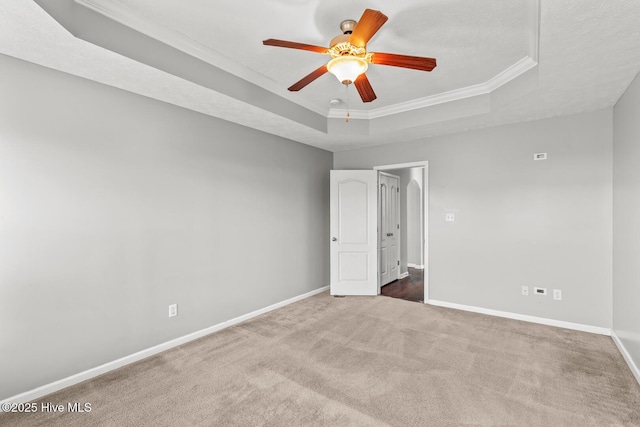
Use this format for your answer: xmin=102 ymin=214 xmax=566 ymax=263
xmin=2 ymin=0 xmax=640 ymax=151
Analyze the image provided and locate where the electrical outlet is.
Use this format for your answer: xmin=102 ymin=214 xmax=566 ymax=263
xmin=534 ymin=287 xmax=547 ymax=296
xmin=168 ymin=304 xmax=178 ymax=318
xmin=522 ymin=286 xmax=529 ymax=296
xmin=553 ymin=289 xmax=562 ymax=301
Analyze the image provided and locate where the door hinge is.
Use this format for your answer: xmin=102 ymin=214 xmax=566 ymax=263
xmin=397 ymin=224 xmax=399 ymax=229
xmin=397 ymin=187 xmax=399 ymax=193
xmin=397 ymin=260 xmax=400 ymax=266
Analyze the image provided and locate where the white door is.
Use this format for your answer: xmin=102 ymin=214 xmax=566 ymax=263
xmin=379 ymin=173 xmax=400 ymax=286
xmin=388 ymin=174 xmax=400 ymax=282
xmin=379 ymin=174 xmax=390 ymax=286
xmin=330 ymin=170 xmax=378 ymax=296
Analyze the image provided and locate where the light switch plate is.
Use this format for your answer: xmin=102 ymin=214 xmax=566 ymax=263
xmin=168 ymin=304 xmax=178 ymax=318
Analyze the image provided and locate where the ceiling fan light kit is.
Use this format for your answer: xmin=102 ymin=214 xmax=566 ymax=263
xmin=263 ymin=9 xmax=437 ymax=103
xmin=327 ymin=55 xmax=368 ymax=85
xmin=326 ymin=30 xmax=371 ymax=85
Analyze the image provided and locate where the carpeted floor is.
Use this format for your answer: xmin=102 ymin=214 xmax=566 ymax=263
xmin=2 ymin=293 xmax=639 ymax=426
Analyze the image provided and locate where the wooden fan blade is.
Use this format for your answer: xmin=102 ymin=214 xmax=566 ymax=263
xmin=370 ymin=52 xmax=437 ymax=71
xmin=263 ymin=39 xmax=328 ymax=54
xmin=288 ymin=65 xmax=328 ymax=91
xmin=348 ymin=9 xmax=388 ymax=48
xmin=354 ymin=74 xmax=377 ymax=103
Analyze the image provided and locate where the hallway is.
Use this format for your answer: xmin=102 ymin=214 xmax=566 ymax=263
xmin=380 ymin=267 xmax=424 ymax=303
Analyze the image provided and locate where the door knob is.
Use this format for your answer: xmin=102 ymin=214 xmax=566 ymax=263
xmin=332 ymin=237 xmax=337 ymax=241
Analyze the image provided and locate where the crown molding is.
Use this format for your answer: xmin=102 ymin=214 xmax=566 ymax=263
xmin=327 ymin=109 xmax=370 ymax=120
xmin=328 ymin=56 xmax=536 ymax=121
xmin=528 ymin=0 xmax=541 ymax=62
xmin=75 ymin=0 xmax=539 ymax=125
xmin=75 ymin=0 xmax=329 ymax=117
xmin=328 ymin=0 xmax=539 ymax=121
xmin=486 ymin=56 xmax=538 ymax=92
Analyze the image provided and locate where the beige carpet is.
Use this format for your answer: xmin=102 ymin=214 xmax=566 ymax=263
xmin=2 ymin=293 xmax=639 ymax=426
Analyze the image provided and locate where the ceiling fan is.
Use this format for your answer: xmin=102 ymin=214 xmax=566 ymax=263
xmin=263 ymin=9 xmax=437 ymax=103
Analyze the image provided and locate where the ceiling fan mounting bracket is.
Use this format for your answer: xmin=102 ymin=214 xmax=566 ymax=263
xmin=339 ymin=19 xmax=357 ymax=35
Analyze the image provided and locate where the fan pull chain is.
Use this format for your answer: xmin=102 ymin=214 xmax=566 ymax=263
xmin=345 ymin=83 xmax=350 ymax=123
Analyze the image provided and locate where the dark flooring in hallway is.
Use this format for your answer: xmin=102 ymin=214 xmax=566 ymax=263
xmin=380 ymin=267 xmax=424 ymax=303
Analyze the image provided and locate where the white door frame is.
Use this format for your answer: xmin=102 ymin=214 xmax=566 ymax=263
xmin=374 ymin=161 xmax=429 ymax=302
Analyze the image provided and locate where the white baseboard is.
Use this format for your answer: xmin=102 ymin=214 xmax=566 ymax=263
xmin=611 ymin=330 xmax=640 ymax=386
xmin=427 ymin=299 xmax=611 ymax=336
xmin=407 ymin=263 xmax=424 ymax=269
xmin=399 ymin=272 xmax=409 ymax=279
xmin=1 ymin=285 xmax=330 ymax=405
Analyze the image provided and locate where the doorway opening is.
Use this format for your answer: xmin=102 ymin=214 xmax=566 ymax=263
xmin=380 ymin=267 xmax=424 ymax=302
xmin=374 ymin=161 xmax=428 ymax=303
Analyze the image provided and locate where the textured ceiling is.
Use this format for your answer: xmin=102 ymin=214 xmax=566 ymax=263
xmin=1 ymin=1 xmax=640 ymax=152
xmin=104 ymin=0 xmax=530 ymax=111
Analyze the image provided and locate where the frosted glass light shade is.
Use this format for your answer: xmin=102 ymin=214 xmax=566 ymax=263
xmin=327 ymin=56 xmax=368 ymax=85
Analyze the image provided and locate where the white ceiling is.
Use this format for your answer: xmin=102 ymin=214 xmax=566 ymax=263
xmin=2 ymin=0 xmax=640 ymax=152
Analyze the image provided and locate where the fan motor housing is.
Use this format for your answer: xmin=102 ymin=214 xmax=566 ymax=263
xmin=329 ymin=34 xmax=351 ymax=49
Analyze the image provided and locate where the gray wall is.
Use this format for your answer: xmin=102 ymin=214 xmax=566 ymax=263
xmin=613 ymin=71 xmax=640 ymax=372
xmin=336 ymin=109 xmax=613 ymax=328
xmin=0 ymin=55 xmax=332 ymax=400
